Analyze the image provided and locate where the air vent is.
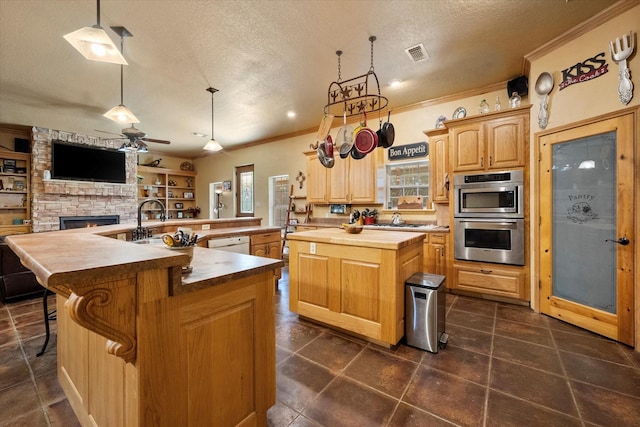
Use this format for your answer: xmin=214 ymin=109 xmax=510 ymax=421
xmin=405 ymin=43 xmax=429 ymax=63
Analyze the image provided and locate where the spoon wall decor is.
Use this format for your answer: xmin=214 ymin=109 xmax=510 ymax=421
xmin=609 ymin=31 xmax=635 ymax=105
xmin=535 ymin=72 xmax=554 ymax=129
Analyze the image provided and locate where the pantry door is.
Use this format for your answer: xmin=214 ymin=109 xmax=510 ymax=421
xmin=538 ymin=113 xmax=634 ymax=345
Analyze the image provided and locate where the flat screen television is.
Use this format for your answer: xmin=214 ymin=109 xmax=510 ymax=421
xmin=51 ymin=140 xmax=127 ymax=184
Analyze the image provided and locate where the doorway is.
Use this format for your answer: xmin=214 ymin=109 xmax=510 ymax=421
xmin=269 ymin=175 xmax=289 ymax=227
xmin=537 ymin=112 xmax=635 ymax=346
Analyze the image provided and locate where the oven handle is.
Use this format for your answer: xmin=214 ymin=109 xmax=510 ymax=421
xmin=456 ymin=220 xmax=520 ymax=226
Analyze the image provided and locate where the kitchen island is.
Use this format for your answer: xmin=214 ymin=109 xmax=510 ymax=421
xmin=288 ymin=228 xmax=424 ymax=347
xmin=6 ymin=224 xmax=283 ymax=427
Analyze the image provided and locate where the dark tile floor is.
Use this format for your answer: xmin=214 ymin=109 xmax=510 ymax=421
xmin=2 ymin=269 xmax=640 ymax=426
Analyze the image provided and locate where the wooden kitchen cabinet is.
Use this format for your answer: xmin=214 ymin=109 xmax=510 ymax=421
xmin=423 ymin=232 xmax=447 ymax=276
xmin=307 ymin=150 xmax=379 ymax=204
xmin=452 ymin=260 xmax=528 ymax=301
xmin=449 ymin=107 xmax=529 ymax=173
xmin=306 ymin=152 xmax=328 ymax=203
xmin=424 ymin=128 xmax=449 ymax=203
xmin=251 ymin=231 xmax=282 ymax=283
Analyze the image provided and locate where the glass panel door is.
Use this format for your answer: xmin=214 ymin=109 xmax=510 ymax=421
xmin=551 ymin=132 xmax=617 ymax=313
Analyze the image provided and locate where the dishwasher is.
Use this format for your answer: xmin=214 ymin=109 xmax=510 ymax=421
xmin=207 ymin=236 xmax=250 ymax=254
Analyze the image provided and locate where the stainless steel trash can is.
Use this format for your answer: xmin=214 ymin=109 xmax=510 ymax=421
xmin=405 ymin=272 xmax=447 ymax=353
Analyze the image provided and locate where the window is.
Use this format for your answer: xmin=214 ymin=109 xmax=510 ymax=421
xmin=386 ymin=160 xmax=429 ymax=209
xmin=235 ymin=164 xmax=254 ymax=217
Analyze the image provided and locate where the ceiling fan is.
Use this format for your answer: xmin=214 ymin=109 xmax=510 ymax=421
xmin=96 ymin=124 xmax=171 ymax=146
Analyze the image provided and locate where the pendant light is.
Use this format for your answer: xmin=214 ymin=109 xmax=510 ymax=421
xmin=103 ymin=26 xmax=139 ymax=124
xmin=63 ymin=0 xmax=128 ymax=65
xmin=203 ymin=87 xmax=223 ymax=152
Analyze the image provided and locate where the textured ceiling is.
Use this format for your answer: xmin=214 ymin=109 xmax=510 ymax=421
xmin=0 ymin=0 xmax=619 ymax=157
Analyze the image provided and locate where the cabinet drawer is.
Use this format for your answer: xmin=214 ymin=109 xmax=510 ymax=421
xmin=454 ymin=264 xmax=524 ymax=299
xmin=295 ymin=226 xmax=317 ymax=232
xmin=251 ymin=232 xmax=280 ymax=245
xmin=429 ymin=233 xmax=446 ymax=244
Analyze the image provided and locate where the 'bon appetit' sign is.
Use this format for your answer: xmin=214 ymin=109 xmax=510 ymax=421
xmin=388 ymin=142 xmax=428 ymax=161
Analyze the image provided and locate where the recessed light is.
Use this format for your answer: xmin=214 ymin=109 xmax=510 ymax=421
xmin=192 ymin=132 xmax=207 ymax=138
xmin=287 ymin=111 xmax=296 ymax=118
xmin=389 ymin=79 xmax=402 ymax=88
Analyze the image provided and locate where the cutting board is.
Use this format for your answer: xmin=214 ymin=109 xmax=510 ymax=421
xmin=398 ymin=196 xmax=423 ymax=209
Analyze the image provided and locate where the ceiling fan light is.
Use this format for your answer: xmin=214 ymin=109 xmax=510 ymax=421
xmin=63 ymin=26 xmax=128 ymax=65
xmin=203 ymin=138 xmax=223 ymax=152
xmin=103 ymin=104 xmax=140 ymax=124
xmin=118 ymin=141 xmax=136 ymax=152
xmin=135 ymin=141 xmax=149 ymax=153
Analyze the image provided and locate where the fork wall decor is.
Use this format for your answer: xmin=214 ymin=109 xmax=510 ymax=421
xmin=609 ymin=31 xmax=636 ymax=105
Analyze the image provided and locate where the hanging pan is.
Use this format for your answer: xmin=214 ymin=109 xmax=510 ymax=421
xmin=336 ymin=111 xmax=354 ymax=159
xmin=317 ymin=142 xmax=335 ymax=168
xmin=378 ymin=111 xmax=395 ymax=148
xmin=353 ymin=111 xmax=377 ymax=155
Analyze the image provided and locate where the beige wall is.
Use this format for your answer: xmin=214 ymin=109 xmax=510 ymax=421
xmin=193 ymin=86 xmax=510 ymax=225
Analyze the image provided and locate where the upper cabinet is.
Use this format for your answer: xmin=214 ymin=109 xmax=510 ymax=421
xmin=424 ymin=128 xmax=449 ymax=204
xmin=306 ymin=150 xmax=380 ymax=204
xmin=449 ymin=106 xmax=529 ymax=173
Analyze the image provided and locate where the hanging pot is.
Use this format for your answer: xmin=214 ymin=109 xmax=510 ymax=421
xmin=336 ymin=111 xmax=354 ymax=159
xmin=378 ymin=111 xmax=395 ymax=148
xmin=353 ymin=112 xmax=377 ymax=155
xmin=317 ymin=142 xmax=335 ymax=168
xmin=350 ymin=144 xmax=366 ymax=159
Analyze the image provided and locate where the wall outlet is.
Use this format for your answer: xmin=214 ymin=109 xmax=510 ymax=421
xmin=310 ymin=242 xmax=316 ymax=254
xmin=116 ymin=233 xmax=127 ymax=241
xmin=202 ymin=224 xmax=211 ymax=230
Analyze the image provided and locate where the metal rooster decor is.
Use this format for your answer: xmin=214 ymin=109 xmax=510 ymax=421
xmin=609 ymin=31 xmax=635 ymax=105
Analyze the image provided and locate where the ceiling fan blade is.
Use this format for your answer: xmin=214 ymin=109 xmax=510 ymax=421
xmin=94 ymin=129 xmax=124 ymax=137
xmin=142 ymin=138 xmax=171 ymax=144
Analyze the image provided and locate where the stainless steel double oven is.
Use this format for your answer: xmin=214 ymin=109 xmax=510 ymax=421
xmin=453 ymin=170 xmax=524 ymax=265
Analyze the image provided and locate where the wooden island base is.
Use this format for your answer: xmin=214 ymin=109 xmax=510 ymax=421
xmin=58 ymin=267 xmax=276 ymax=427
xmin=288 ymin=229 xmax=424 ymax=347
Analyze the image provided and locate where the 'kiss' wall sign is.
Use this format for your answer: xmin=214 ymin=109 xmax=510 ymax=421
xmin=559 ymin=52 xmax=608 ymax=90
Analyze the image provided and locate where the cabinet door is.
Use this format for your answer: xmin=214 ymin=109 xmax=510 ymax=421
xmin=266 ymin=242 xmax=281 ymax=259
xmin=486 ymin=116 xmax=525 ymax=169
xmin=451 ymin=123 xmax=484 ymax=172
xmin=251 ymin=243 xmax=267 ymax=257
xmin=306 ymin=154 xmax=328 ymax=203
xmin=428 ymin=131 xmax=449 ymax=203
xmin=328 ymin=157 xmax=349 ymax=202
xmin=348 ymin=153 xmax=376 ymax=203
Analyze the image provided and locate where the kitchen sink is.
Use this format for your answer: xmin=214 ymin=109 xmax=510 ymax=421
xmin=130 ymin=237 xmax=165 ymax=245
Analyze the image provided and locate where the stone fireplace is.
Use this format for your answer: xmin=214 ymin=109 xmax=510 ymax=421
xmin=30 ymin=127 xmax=138 ymax=232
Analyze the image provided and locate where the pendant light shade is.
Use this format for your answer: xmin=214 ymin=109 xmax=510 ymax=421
xmin=204 ymin=87 xmax=223 ymax=152
xmin=63 ymin=0 xmax=128 ymax=65
xmin=103 ymin=26 xmax=139 ymax=124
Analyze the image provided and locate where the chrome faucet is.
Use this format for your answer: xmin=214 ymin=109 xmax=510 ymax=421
xmin=133 ymin=198 xmax=166 ymax=241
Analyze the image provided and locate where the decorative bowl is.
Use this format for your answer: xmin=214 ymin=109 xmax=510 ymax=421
xmin=343 ymin=224 xmax=363 ymax=234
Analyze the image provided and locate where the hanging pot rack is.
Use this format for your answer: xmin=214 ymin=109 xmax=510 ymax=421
xmin=322 ymin=36 xmax=388 ymax=118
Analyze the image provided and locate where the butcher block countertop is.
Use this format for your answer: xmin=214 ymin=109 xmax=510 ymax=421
xmin=5 ymin=220 xmax=282 ymax=293
xmin=287 ymin=228 xmax=426 ymax=249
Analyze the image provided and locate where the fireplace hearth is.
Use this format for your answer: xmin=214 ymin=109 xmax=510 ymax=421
xmin=59 ymin=215 xmax=120 ymax=230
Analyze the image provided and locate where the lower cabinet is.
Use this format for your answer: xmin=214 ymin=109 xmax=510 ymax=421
xmin=423 ymin=233 xmax=447 ymax=276
xmin=452 ymin=261 xmax=527 ymax=300
xmin=251 ymin=232 xmax=282 ymax=283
